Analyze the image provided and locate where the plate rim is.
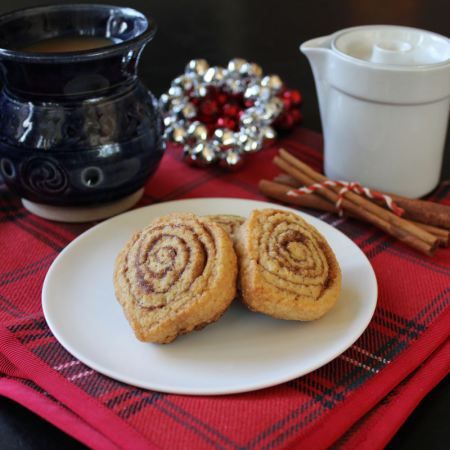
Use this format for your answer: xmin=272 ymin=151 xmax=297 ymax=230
xmin=42 ymin=197 xmax=378 ymax=395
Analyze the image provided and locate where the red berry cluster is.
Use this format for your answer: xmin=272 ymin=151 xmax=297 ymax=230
xmin=273 ymin=89 xmax=303 ymax=131
xmin=188 ymin=86 xmax=302 ymax=135
xmin=190 ymin=87 xmax=244 ymax=134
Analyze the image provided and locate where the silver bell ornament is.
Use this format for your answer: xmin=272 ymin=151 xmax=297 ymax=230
xmin=168 ymin=85 xmax=183 ymax=98
xmin=163 ymin=115 xmax=178 ymax=127
xmin=183 ymin=141 xmax=204 ymax=165
xmin=223 ymin=78 xmax=244 ymax=95
xmin=240 ymin=107 xmax=263 ymax=126
xmin=172 ymin=126 xmax=187 ymax=144
xmin=168 ymin=96 xmax=187 ymax=113
xmin=258 ymin=86 xmax=272 ymax=102
xmin=185 ymin=59 xmax=209 ymax=76
xmin=189 ymin=142 xmax=219 ymax=167
xmin=214 ymin=128 xmax=236 ymax=147
xmin=159 ymin=93 xmax=171 ymax=111
xmin=239 ymin=62 xmax=263 ymax=79
xmin=227 ymin=58 xmax=247 ymax=74
xmin=259 ymin=97 xmax=284 ymax=121
xmin=192 ymin=83 xmax=208 ymax=97
xmin=203 ymin=66 xmax=227 ymax=85
xmin=242 ymin=135 xmax=262 ymax=153
xmin=261 ymin=125 xmax=277 ymax=140
xmin=261 ymin=74 xmax=283 ymax=92
xmin=181 ymin=103 xmax=197 ymax=119
xmin=171 ymin=75 xmax=194 ymax=91
xmin=244 ymin=84 xmax=261 ymax=100
xmin=220 ymin=150 xmax=244 ymax=170
xmin=183 ymin=144 xmax=197 ymax=165
xmin=187 ymin=121 xmax=209 ymax=141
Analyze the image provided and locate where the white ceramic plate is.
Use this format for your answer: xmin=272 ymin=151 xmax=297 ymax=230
xmin=42 ymin=198 xmax=377 ymax=395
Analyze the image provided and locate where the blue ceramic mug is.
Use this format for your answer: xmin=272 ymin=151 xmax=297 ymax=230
xmin=0 ymin=4 xmax=164 ymax=219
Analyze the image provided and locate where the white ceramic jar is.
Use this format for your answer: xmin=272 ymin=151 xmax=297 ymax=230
xmin=301 ymin=25 xmax=450 ymax=198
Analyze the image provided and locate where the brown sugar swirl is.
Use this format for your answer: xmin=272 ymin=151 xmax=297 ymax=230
xmin=236 ymin=209 xmax=341 ymax=321
xmin=129 ymin=224 xmax=208 ymax=307
xmin=114 ymin=213 xmax=237 ymax=343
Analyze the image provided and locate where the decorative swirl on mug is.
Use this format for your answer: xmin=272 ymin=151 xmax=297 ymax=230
xmin=236 ymin=209 xmax=341 ymax=321
xmin=22 ymin=157 xmax=68 ymax=195
xmin=113 ymin=213 xmax=237 ymax=343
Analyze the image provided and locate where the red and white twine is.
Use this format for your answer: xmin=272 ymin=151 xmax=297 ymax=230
xmin=287 ymin=180 xmax=405 ymax=217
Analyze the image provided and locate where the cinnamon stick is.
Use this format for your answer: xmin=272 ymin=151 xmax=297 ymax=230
xmin=259 ymin=179 xmax=335 ymax=212
xmin=417 ymin=223 xmax=449 ymax=247
xmin=379 ymin=193 xmax=450 ymax=229
xmin=274 ymin=152 xmax=438 ymax=255
xmin=259 ymin=179 xmax=449 ymax=247
xmin=278 ymin=149 xmax=438 ymax=246
xmin=273 ymin=173 xmax=300 ymax=187
xmin=274 ymin=172 xmax=450 ymax=229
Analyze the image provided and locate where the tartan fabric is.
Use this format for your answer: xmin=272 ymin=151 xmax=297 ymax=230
xmin=334 ymin=339 xmax=450 ymax=449
xmin=0 ymin=127 xmax=449 ymax=450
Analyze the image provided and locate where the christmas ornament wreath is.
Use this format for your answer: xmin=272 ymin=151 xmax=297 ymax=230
xmin=159 ymin=58 xmax=302 ymax=169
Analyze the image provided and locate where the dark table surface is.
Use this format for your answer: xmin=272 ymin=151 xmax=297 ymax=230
xmin=0 ymin=0 xmax=449 ymax=449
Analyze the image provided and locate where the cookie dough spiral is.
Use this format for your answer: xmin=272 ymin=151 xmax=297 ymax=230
xmin=114 ymin=213 xmax=237 ymax=343
xmin=236 ymin=209 xmax=341 ymax=320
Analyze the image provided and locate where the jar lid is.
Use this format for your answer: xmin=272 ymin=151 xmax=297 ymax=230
xmin=333 ymin=25 xmax=449 ymax=66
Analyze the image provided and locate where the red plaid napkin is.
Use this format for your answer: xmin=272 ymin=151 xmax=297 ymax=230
xmin=1 ymin=128 xmax=449 ymax=449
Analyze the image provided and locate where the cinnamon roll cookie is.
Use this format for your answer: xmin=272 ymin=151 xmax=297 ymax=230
xmin=236 ymin=209 xmax=341 ymax=321
xmin=204 ymin=214 xmax=245 ymax=243
xmin=114 ymin=213 xmax=237 ymax=343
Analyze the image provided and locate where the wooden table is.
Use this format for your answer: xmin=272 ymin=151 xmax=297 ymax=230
xmin=0 ymin=1 xmax=448 ymax=448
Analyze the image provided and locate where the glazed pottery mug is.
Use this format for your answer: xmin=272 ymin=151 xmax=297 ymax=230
xmin=301 ymin=25 xmax=450 ymax=198
xmin=0 ymin=4 xmax=164 ymax=221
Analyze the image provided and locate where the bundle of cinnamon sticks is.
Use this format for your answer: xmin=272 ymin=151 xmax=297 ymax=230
xmin=259 ymin=149 xmax=450 ymax=256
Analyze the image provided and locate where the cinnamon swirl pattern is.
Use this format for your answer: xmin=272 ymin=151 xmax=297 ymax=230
xmin=236 ymin=209 xmax=341 ymax=321
xmin=204 ymin=214 xmax=245 ymax=243
xmin=114 ymin=213 xmax=237 ymax=343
